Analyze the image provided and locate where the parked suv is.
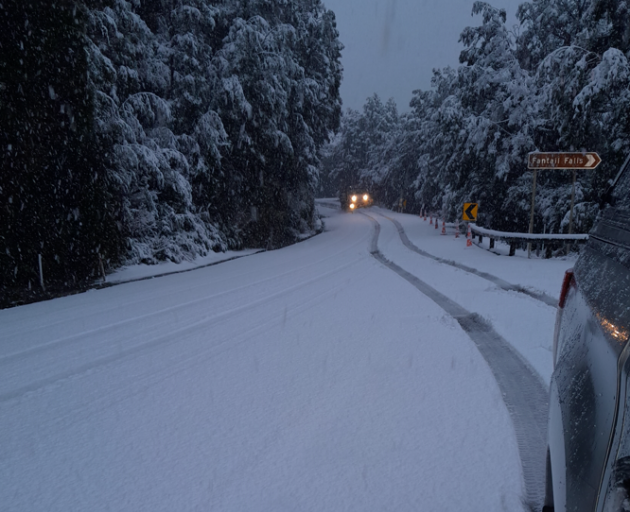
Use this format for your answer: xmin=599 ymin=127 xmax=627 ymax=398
xmin=545 ymin=158 xmax=630 ymax=511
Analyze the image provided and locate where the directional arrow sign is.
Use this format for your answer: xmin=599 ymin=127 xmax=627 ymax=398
xmin=463 ymin=203 xmax=478 ymax=221
xmin=528 ymin=152 xmax=601 ymax=170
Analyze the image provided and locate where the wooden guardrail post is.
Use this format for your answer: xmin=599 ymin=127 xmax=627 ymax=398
xmin=98 ymin=254 xmax=106 ymax=283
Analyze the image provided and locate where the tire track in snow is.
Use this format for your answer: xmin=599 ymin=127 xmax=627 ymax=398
xmin=376 ymin=212 xmax=557 ymax=307
xmin=0 ymin=256 xmax=362 ymax=405
xmin=2 ymin=220 xmax=365 ymax=338
xmin=1 ymin=225 xmax=371 ymax=364
xmin=364 ymin=213 xmax=549 ymax=512
xmin=27 ymin=283 xmax=346 ymax=432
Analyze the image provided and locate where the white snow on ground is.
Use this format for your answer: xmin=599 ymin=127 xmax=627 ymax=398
xmin=107 ymin=248 xmax=262 ymax=284
xmin=392 ymin=209 xmax=576 ymax=298
xmin=378 ymin=206 xmax=574 ymax=383
xmin=0 ymin=202 xmax=569 ymax=511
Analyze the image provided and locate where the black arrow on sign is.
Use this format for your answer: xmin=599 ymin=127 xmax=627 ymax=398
xmin=464 ymin=203 xmax=477 ymax=220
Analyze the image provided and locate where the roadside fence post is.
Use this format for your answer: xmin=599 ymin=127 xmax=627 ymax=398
xmin=98 ymin=254 xmax=106 ymax=283
xmin=38 ymin=254 xmax=45 ymax=291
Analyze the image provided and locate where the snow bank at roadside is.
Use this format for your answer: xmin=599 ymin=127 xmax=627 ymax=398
xmin=383 ymin=207 xmax=576 ymax=299
xmin=107 ymin=249 xmax=262 ymax=284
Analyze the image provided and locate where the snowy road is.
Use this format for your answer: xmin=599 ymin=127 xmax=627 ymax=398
xmin=365 ymin=209 xmax=550 ymax=509
xmin=0 ymin=203 xmax=567 ymax=511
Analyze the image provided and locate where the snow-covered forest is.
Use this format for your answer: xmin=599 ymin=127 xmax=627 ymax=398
xmin=1 ymin=0 xmax=342 ymax=302
xmin=3 ymin=0 xmax=629 ymax=305
xmin=321 ymin=0 xmax=630 ymax=234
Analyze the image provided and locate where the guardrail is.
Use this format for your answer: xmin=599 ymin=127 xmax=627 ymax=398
xmin=469 ymin=224 xmax=589 ymax=257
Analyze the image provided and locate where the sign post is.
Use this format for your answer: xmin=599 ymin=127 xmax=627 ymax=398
xmin=462 ymin=203 xmax=478 ymax=248
xmin=527 ymin=152 xmax=601 ymax=257
xmin=527 ymin=170 xmax=538 ymax=258
xmin=568 ymin=170 xmax=576 ymax=234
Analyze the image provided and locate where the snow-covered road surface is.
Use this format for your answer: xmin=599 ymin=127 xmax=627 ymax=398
xmin=0 ymin=202 xmax=568 ymax=511
xmin=365 ymin=209 xmax=550 ymax=509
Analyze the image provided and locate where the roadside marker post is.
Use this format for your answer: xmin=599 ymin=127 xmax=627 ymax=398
xmin=38 ymin=254 xmax=45 ymax=291
xmin=463 ymin=204 xmax=477 ymax=247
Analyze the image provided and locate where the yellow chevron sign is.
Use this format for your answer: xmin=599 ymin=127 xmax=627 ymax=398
xmin=463 ymin=203 xmax=478 ymax=221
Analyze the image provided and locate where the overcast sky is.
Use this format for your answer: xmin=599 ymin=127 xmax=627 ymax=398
xmin=322 ymin=0 xmax=524 ymax=112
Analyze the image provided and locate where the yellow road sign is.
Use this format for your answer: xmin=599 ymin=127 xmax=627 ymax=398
xmin=463 ymin=203 xmax=478 ymax=221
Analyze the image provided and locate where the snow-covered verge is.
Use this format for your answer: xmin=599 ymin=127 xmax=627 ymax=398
xmin=106 ymin=248 xmax=262 ymax=284
xmin=364 ymin=209 xmax=550 ymax=508
xmin=108 ymin=205 xmax=328 ymax=284
xmin=372 ymin=206 xmax=574 ymax=384
xmin=387 ymin=208 xmax=576 ymax=300
xmin=1 ymin=203 xmax=528 ymax=511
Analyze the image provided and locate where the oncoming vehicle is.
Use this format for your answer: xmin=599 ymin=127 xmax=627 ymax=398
xmin=341 ymin=187 xmax=373 ymax=211
xmin=545 ymin=157 xmax=630 ymax=512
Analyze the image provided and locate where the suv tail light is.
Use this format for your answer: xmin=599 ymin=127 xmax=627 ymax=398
xmin=558 ymin=270 xmax=575 ymax=309
xmin=553 ymin=269 xmax=575 ymax=366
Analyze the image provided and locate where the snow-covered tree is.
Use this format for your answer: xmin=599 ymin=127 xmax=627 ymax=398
xmin=320 ymin=94 xmax=401 ymax=206
xmin=324 ymin=0 xmax=630 ymax=240
xmin=0 ymin=0 xmax=122 ymax=298
xmin=2 ymin=0 xmax=343 ymax=303
xmin=212 ymin=0 xmax=341 ymax=247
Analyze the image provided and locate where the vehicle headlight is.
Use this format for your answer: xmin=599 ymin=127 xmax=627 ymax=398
xmin=363 ymin=194 xmax=369 ymax=201
xmin=352 ymin=195 xmax=357 ymax=202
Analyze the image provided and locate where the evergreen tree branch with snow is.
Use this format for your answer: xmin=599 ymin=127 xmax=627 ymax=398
xmin=1 ymin=0 xmax=342 ymax=305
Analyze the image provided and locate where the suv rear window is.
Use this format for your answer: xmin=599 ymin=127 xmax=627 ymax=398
xmin=586 ymin=159 xmax=630 ymax=270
